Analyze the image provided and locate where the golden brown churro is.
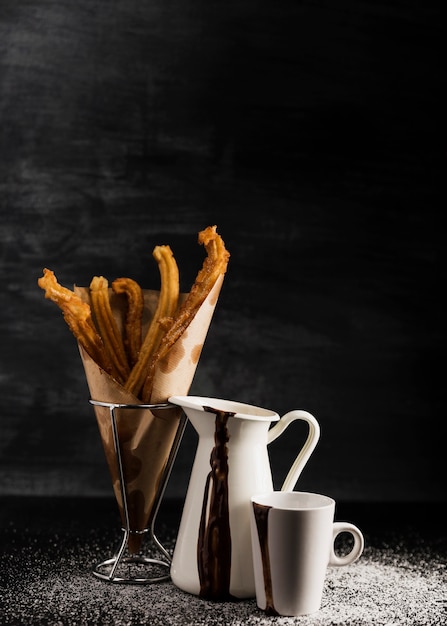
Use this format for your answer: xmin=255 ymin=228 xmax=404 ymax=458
xmin=124 ymin=245 xmax=180 ymax=398
xmin=112 ymin=277 xmax=144 ymax=368
xmin=37 ymin=269 xmax=113 ymax=374
xmin=89 ymin=276 xmax=130 ymax=384
xmin=141 ymin=225 xmax=229 ymax=401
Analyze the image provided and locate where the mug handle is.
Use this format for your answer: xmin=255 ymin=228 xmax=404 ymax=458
xmin=267 ymin=410 xmax=320 ymax=492
xmin=329 ymin=522 xmax=364 ymax=566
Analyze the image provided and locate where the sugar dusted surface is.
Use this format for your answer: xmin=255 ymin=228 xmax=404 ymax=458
xmin=1 ymin=529 xmax=446 ymax=625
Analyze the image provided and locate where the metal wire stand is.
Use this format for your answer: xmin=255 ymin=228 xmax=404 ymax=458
xmin=89 ymin=400 xmax=187 ymax=584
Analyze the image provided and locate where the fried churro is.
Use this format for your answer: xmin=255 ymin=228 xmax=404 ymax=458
xmin=37 ymin=269 xmax=113 ymax=374
xmin=90 ymin=276 xmax=130 ymax=384
xmin=141 ymin=225 xmax=229 ymax=401
xmin=124 ymin=245 xmax=180 ymax=398
xmin=112 ymin=277 xmax=144 ymax=368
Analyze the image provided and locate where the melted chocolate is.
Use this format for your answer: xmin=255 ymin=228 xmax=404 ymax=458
xmin=197 ymin=407 xmax=235 ymax=600
xmin=252 ymin=502 xmax=278 ymax=616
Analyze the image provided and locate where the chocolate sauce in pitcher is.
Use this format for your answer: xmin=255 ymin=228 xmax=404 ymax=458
xmin=197 ymin=407 xmax=235 ymax=601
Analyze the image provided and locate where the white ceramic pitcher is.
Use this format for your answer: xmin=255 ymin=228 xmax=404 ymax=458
xmin=168 ymin=396 xmax=320 ymax=600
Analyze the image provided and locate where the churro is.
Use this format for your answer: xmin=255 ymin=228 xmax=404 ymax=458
xmin=141 ymin=225 xmax=229 ymax=401
xmin=37 ymin=269 xmax=113 ymax=374
xmin=112 ymin=277 xmax=144 ymax=368
xmin=124 ymin=245 xmax=179 ymax=398
xmin=90 ymin=276 xmax=130 ymax=384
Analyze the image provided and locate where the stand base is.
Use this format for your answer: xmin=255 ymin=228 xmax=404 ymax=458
xmin=93 ymin=554 xmax=170 ymax=584
xmin=93 ymin=525 xmax=172 ymax=584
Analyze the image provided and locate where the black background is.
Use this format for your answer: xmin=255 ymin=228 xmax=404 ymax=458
xmin=0 ymin=1 xmax=444 ymax=503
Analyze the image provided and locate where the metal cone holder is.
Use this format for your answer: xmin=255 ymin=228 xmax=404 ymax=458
xmin=89 ymin=400 xmax=187 ymax=584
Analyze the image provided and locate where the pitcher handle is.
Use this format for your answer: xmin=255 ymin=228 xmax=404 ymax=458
xmin=267 ymin=410 xmax=320 ymax=492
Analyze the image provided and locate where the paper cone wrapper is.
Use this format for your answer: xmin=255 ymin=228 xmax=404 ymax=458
xmin=75 ymin=275 xmax=224 ymax=553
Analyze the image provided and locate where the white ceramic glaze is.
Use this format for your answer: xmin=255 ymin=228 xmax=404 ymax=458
xmin=168 ymin=396 xmax=320 ymax=599
xmin=250 ymin=491 xmax=364 ymax=616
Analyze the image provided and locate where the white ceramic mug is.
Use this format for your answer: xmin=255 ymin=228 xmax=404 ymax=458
xmin=250 ymin=491 xmax=364 ymax=616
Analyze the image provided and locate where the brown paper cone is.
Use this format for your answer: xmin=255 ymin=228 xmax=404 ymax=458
xmin=76 ymin=275 xmax=224 ymax=553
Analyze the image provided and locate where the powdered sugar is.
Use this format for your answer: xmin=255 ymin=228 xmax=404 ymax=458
xmin=1 ymin=535 xmax=446 ymax=625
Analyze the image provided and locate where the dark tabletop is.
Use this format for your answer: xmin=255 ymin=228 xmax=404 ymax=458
xmin=1 ymin=496 xmax=446 ymax=625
